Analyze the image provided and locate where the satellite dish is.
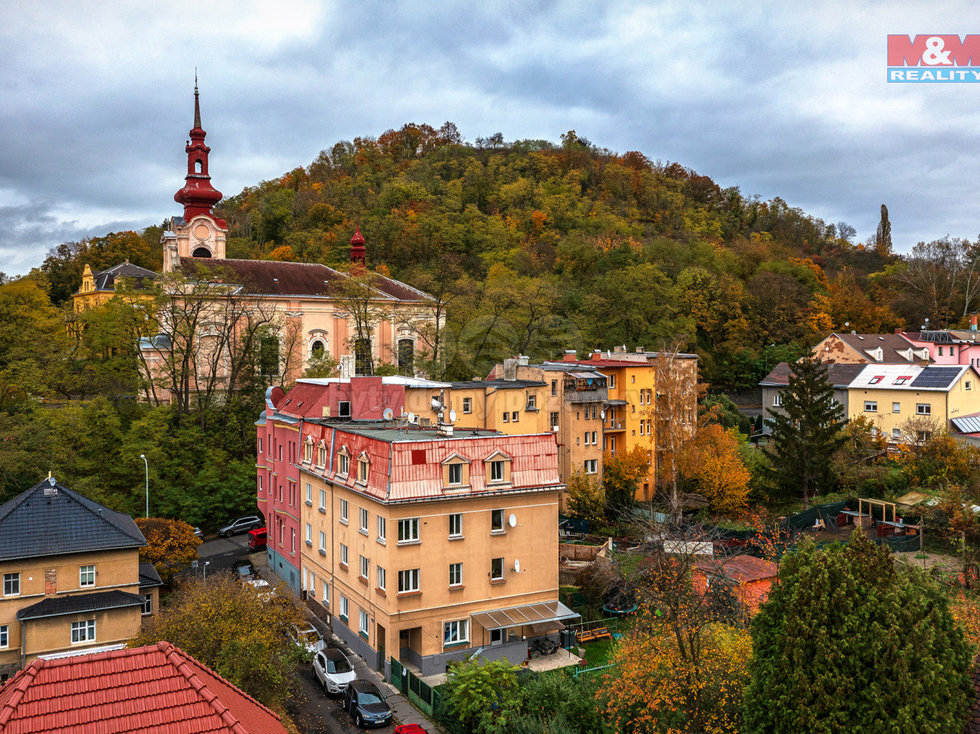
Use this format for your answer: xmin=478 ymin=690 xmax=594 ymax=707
xmin=383 ymin=408 xmax=394 ymax=421
xmin=431 ymin=397 xmax=443 ymax=412
xmin=407 ymin=412 xmax=416 ymax=424
xmin=449 ymin=409 xmax=457 ymax=423
xmin=514 ymin=558 xmax=521 ymax=573
xmin=508 ymin=513 xmax=517 ymax=528
xmin=600 ymin=409 xmax=606 ymax=420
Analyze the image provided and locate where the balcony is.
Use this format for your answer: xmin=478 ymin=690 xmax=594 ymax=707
xmin=604 ymin=421 xmax=625 ymax=432
xmin=565 ymin=388 xmax=607 ymax=404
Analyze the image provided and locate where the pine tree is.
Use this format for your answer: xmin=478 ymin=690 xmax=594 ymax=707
xmin=743 ymin=532 xmax=974 ymax=733
xmin=765 ymin=356 xmax=846 ymax=508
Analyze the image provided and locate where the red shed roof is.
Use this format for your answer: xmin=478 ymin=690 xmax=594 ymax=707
xmin=697 ymin=555 xmax=778 ymax=584
xmin=0 ymin=641 xmax=286 ymax=734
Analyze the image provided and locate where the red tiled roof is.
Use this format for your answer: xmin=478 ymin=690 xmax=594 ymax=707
xmin=0 ymin=641 xmax=287 ymax=734
xmin=178 ymin=257 xmax=431 ymax=302
xmin=697 ymin=555 xmax=778 ymax=584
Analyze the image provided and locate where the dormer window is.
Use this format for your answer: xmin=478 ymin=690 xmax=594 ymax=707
xmin=317 ymin=440 xmax=326 ymax=467
xmin=442 ymin=453 xmax=471 ymax=489
xmin=338 ymin=446 xmax=350 ymax=476
xmin=483 ymin=450 xmax=513 ymax=485
xmin=356 ymin=452 xmax=370 ymax=484
xmin=303 ymin=437 xmax=313 ymax=464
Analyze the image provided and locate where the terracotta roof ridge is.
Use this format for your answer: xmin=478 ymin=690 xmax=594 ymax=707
xmin=0 ymin=658 xmax=45 ymax=726
xmin=160 ymin=641 xmax=281 ymax=731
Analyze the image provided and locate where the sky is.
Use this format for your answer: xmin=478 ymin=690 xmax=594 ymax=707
xmin=1 ymin=0 xmax=978 ymax=276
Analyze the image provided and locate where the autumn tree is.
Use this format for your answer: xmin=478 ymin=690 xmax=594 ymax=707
xmin=602 ymin=446 xmax=650 ymax=518
xmin=135 ymin=517 xmax=202 ymax=584
xmin=565 ymin=471 xmax=604 ymax=523
xmin=744 ymin=532 xmax=974 ymax=733
xmin=332 ymin=265 xmax=392 ymax=376
xmin=678 ymin=424 xmax=751 ymax=515
xmin=765 ymin=356 xmax=846 ymax=508
xmin=895 ymin=237 xmax=980 ymax=327
xmin=130 ymin=573 xmax=305 ymax=710
xmin=652 ymin=348 xmax=702 ymax=519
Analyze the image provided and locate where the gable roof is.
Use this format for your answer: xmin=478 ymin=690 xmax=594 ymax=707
xmin=759 ymin=362 xmax=865 ymax=388
xmin=91 ymin=261 xmax=160 ymax=292
xmin=850 ymin=364 xmax=973 ymax=391
xmin=0 ymin=480 xmax=145 ymax=562
xmin=178 ymin=257 xmax=432 ymax=302
xmin=17 ymin=590 xmax=144 ymax=621
xmin=0 ymin=641 xmax=287 ymax=734
xmin=816 ymin=332 xmax=927 ymax=363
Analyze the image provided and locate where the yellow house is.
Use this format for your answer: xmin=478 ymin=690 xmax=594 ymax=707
xmin=72 ymin=261 xmax=160 ymax=313
xmin=846 ymin=364 xmax=980 ymax=441
xmin=296 ymin=421 xmax=574 ymax=676
xmin=0 ymin=478 xmax=159 ymax=677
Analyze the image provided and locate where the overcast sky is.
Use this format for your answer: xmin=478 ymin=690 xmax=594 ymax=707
xmin=1 ymin=1 xmax=977 ymax=276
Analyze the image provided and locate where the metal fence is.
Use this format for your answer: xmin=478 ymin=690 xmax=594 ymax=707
xmin=389 ymin=657 xmax=441 ymax=718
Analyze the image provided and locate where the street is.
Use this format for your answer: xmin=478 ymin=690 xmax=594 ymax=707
xmin=196 ymin=534 xmax=402 ymax=734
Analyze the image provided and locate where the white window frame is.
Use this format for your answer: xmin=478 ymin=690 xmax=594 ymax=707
xmin=397 ymin=518 xmax=420 ymax=544
xmin=305 ymin=483 xmax=313 ymax=505
xmin=916 ymin=403 xmax=932 ymax=415
xmin=377 ymin=566 xmax=386 ymax=591
xmin=449 ymin=562 xmax=462 ymax=587
xmin=319 ymin=488 xmax=327 ymax=511
xmin=71 ymin=619 xmax=96 ymax=644
xmin=398 ymin=568 xmax=420 ymax=593
xmin=339 ymin=595 xmax=349 ymax=621
xmin=448 ymin=463 xmax=463 ymax=485
xmin=491 ymin=509 xmax=505 ymax=533
xmin=79 ymin=565 xmax=96 ymax=588
xmin=141 ymin=594 xmax=152 ymax=615
xmin=0 ymin=625 xmax=8 ymax=648
xmin=357 ymin=457 xmax=369 ymax=483
xmin=490 ymin=557 xmax=504 ymax=581
xmin=449 ymin=513 xmax=463 ymax=538
xmin=772 ymin=393 xmax=782 ymax=407
xmin=864 ymin=401 xmax=877 ymax=413
xmin=359 ymin=609 xmax=369 ymax=637
xmin=359 ymin=555 xmax=369 ymax=579
xmin=340 ymin=543 xmax=348 ymax=566
xmin=319 ymin=531 xmax=327 ymax=554
xmin=462 ymin=397 xmax=472 ymax=414
xmin=359 ymin=507 xmax=369 ymax=535
xmin=339 ymin=499 xmax=348 ymax=524
xmin=305 ymin=523 xmax=313 ymax=545
xmin=892 ymin=402 xmax=901 ymax=414
xmin=526 ymin=394 xmax=537 ymax=410
xmin=585 ymin=459 xmax=598 ymax=474
xmin=377 ymin=516 xmax=387 ymax=544
xmin=3 ymin=573 xmax=19 ymax=597
xmin=444 ymin=619 xmax=469 ymax=645
xmin=339 ymin=451 xmax=350 ymax=476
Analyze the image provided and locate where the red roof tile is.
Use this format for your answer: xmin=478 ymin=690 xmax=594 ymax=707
xmin=0 ymin=642 xmax=286 ymax=734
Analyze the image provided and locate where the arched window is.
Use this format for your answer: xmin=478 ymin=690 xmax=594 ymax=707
xmin=195 ymin=159 xmax=203 ymax=173
xmin=192 ymin=247 xmax=212 ymax=258
xmin=310 ymin=339 xmax=326 ymax=359
xmin=397 ymin=338 xmax=414 ymax=375
xmin=260 ymin=334 xmax=280 ymax=376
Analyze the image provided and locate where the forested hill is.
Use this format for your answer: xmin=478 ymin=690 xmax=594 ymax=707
xmin=42 ymin=122 xmax=961 ymax=390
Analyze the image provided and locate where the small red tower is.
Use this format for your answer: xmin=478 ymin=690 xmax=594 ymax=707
xmin=350 ymin=226 xmax=367 ymax=267
xmin=174 ymin=79 xmax=225 ymax=225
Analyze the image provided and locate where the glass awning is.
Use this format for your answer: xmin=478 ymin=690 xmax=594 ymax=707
xmin=470 ymin=600 xmax=579 ymax=630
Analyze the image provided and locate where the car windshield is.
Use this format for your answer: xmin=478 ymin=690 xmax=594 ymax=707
xmin=358 ymin=690 xmax=384 ymax=705
xmin=327 ymin=655 xmax=352 ymax=674
xmin=236 ymin=564 xmax=251 ymax=574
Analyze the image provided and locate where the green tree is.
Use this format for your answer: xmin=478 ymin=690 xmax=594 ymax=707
xmin=743 ymin=532 xmax=974 ymax=733
xmin=765 ymin=356 xmax=846 ymax=508
xmin=439 ymin=658 xmax=519 ymax=733
xmin=602 ymin=446 xmax=650 ymax=518
xmin=566 ymin=472 xmax=604 ymax=523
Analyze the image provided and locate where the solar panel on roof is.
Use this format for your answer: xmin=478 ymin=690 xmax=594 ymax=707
xmin=910 ymin=367 xmax=961 ymax=388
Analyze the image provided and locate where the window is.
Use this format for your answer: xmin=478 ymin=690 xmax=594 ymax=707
xmin=340 ymin=543 xmax=348 ymax=567
xmin=609 ymin=374 xmax=616 ymax=388
xmin=526 ymin=394 xmax=537 ymax=410
xmin=319 ymin=531 xmax=327 ymax=554
xmin=258 ymin=437 xmax=262 ymax=454
xmin=491 ymin=509 xmax=505 ymax=533
xmin=894 ymin=376 xmax=911 ymax=385
xmin=917 ymin=430 xmax=933 ymax=442
xmin=490 ymin=557 xmax=504 ymax=580
xmin=638 ymin=423 xmax=644 ymax=436
xmin=359 ymin=555 xmax=369 ymax=580
xmin=490 ymin=628 xmax=504 ymax=645
xmin=141 ymin=594 xmax=152 ymax=615
xmin=448 ymin=463 xmax=463 ymax=485
xmin=278 ymin=445 xmax=283 ymax=461
xmin=550 ymin=412 xmax=559 ymax=428
xmin=585 ymin=431 xmax=592 ymax=444
xmin=359 ymin=609 xmax=369 ymax=637
xmin=462 ymin=397 xmax=472 ymax=414
xmin=584 ymin=459 xmax=598 ymax=474
xmin=323 ymin=581 xmax=329 ymax=604
xmin=397 ymin=338 xmax=414 ymax=375
xmin=319 ymin=488 xmax=327 ymax=511
xmin=938 ymin=347 xmax=944 ymax=356
xmin=340 ymin=499 xmax=348 ymax=524
xmin=892 ymin=428 xmax=901 ymax=439
xmin=444 ymin=619 xmax=469 ymax=645
xmin=398 ymin=568 xmax=420 ymax=593
xmin=511 ymin=411 xmax=519 ymax=422
xmin=3 ymin=573 xmax=19 ymax=596
xmin=309 ymin=575 xmax=315 ymax=596
xmin=968 ymin=381 xmax=973 ymax=391
xmin=305 ymin=523 xmax=313 ymax=545
xmin=377 ymin=566 xmax=386 ymax=591
xmin=303 ymin=441 xmax=312 ymax=463
xmin=916 ymin=403 xmax=932 ymax=415
xmin=357 ymin=456 xmax=369 ymax=483
xmin=449 ymin=562 xmax=462 ymax=587
xmin=551 ymin=379 xmax=558 ymax=396
xmin=0 ymin=625 xmax=7 ymax=648
xmin=490 ymin=460 xmax=504 ymax=482
xmin=398 ymin=518 xmax=420 ymax=543
xmin=71 ymin=620 xmax=96 ymax=644
xmin=79 ymin=565 xmax=95 ymax=588
xmin=339 ymin=595 xmax=349 ymax=621
xmin=339 ymin=451 xmax=350 ymax=476
xmin=869 ymin=375 xmax=884 ymax=384
xmin=291 ymin=528 xmax=296 ymax=554
xmin=359 ymin=508 xmax=369 ymax=534
xmin=502 ymin=412 xmax=509 ymax=423
xmin=864 ymin=401 xmax=877 ymax=413
xmin=305 ymin=483 xmax=313 ymax=505
xmin=772 ymin=393 xmax=782 ymax=407
xmin=449 ymin=513 xmax=463 ymax=538
xmin=338 ymin=400 xmax=352 ymax=419
xmin=377 ymin=516 xmax=387 ymax=543
xmin=592 ymin=431 xmax=598 ymax=444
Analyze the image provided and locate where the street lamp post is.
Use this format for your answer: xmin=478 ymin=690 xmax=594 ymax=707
xmin=139 ymin=454 xmax=149 ymax=518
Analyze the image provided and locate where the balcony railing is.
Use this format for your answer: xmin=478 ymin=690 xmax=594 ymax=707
xmin=603 ymin=421 xmax=625 ymax=431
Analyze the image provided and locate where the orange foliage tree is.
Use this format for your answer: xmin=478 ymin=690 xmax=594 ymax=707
xmin=678 ymin=424 xmax=750 ymax=515
xmin=135 ymin=517 xmax=201 ymax=584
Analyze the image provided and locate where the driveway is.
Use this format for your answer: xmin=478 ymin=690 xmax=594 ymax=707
xmin=289 ymin=660 xmax=397 ymax=734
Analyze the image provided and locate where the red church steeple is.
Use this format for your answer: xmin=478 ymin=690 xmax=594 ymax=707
xmin=174 ymin=78 xmax=225 ymax=224
xmin=350 ymin=226 xmax=366 ymax=267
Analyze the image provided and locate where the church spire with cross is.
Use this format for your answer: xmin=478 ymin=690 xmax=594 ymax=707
xmin=173 ymin=76 xmax=224 ymax=223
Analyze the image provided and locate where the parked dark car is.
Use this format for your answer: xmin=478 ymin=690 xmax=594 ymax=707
xmin=217 ymin=515 xmax=263 ymax=538
xmin=342 ymin=680 xmax=393 ymax=729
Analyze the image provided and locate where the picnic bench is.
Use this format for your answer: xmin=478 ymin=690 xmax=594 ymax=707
xmin=577 ymin=626 xmax=613 ymax=644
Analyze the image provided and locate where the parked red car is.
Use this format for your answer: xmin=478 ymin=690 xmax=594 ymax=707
xmin=394 ymin=725 xmax=428 ymax=734
xmin=247 ymin=527 xmax=267 ymax=550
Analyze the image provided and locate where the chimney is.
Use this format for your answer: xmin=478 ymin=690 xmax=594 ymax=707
xmin=518 ymin=355 xmax=529 ymax=366
xmin=592 ymin=350 xmax=601 ymax=360
xmin=614 ymin=345 xmax=626 ymax=353
xmin=562 ymin=350 xmax=577 ymax=362
xmin=635 ymin=346 xmax=645 ymax=353
xmin=503 ymin=358 xmax=518 ymax=381
xmin=894 ymin=328 xmax=901 ymax=334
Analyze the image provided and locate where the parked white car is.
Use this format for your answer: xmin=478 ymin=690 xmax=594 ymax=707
xmin=313 ymin=647 xmax=357 ymax=694
xmin=244 ymin=578 xmax=275 ymax=602
xmin=289 ymin=622 xmax=325 ymax=655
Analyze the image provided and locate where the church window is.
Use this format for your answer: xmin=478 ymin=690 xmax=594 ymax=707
xmin=260 ymin=335 xmax=280 ymax=376
xmin=397 ymin=339 xmax=414 ymax=375
xmin=354 ymin=338 xmax=373 ymax=376
xmin=310 ymin=339 xmax=326 ymax=359
xmin=192 ymin=247 xmax=212 ymax=258
xmin=194 ymin=159 xmax=203 ymax=173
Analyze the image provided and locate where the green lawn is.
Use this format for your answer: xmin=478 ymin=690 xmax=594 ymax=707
xmin=578 ymin=638 xmax=616 ymax=667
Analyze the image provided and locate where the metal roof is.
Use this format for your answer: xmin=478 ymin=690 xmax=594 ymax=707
xmin=952 ymin=412 xmax=980 ymax=435
xmin=470 ymin=600 xmax=579 ymax=630
xmin=17 ymin=590 xmax=144 ymax=621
